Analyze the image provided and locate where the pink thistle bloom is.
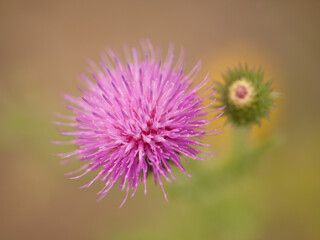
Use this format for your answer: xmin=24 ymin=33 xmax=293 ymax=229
xmin=53 ymin=40 xmax=223 ymax=207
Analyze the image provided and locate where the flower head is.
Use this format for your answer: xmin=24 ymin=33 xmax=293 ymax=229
xmin=217 ymin=64 xmax=277 ymax=126
xmin=53 ymin=40 xmax=222 ymax=206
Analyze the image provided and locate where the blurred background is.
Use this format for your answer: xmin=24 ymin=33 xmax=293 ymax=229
xmin=0 ymin=0 xmax=319 ymax=239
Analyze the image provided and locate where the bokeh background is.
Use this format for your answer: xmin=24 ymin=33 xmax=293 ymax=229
xmin=1 ymin=0 xmax=319 ymax=239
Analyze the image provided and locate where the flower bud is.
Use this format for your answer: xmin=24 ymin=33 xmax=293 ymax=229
xmin=217 ymin=64 xmax=276 ymax=126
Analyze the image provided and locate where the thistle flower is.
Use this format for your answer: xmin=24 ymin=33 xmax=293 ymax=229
xmin=217 ymin=64 xmax=277 ymax=126
xmin=53 ymin=40 xmax=223 ymax=206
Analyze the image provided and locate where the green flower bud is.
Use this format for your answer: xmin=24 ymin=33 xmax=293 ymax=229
xmin=217 ymin=64 xmax=277 ymax=126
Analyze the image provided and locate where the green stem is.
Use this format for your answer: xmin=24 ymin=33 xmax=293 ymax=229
xmin=232 ymin=126 xmax=250 ymax=159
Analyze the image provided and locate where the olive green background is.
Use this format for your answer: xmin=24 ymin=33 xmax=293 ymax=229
xmin=0 ymin=0 xmax=319 ymax=239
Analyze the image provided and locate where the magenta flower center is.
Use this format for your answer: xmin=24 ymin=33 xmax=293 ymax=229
xmin=235 ymin=85 xmax=248 ymax=99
